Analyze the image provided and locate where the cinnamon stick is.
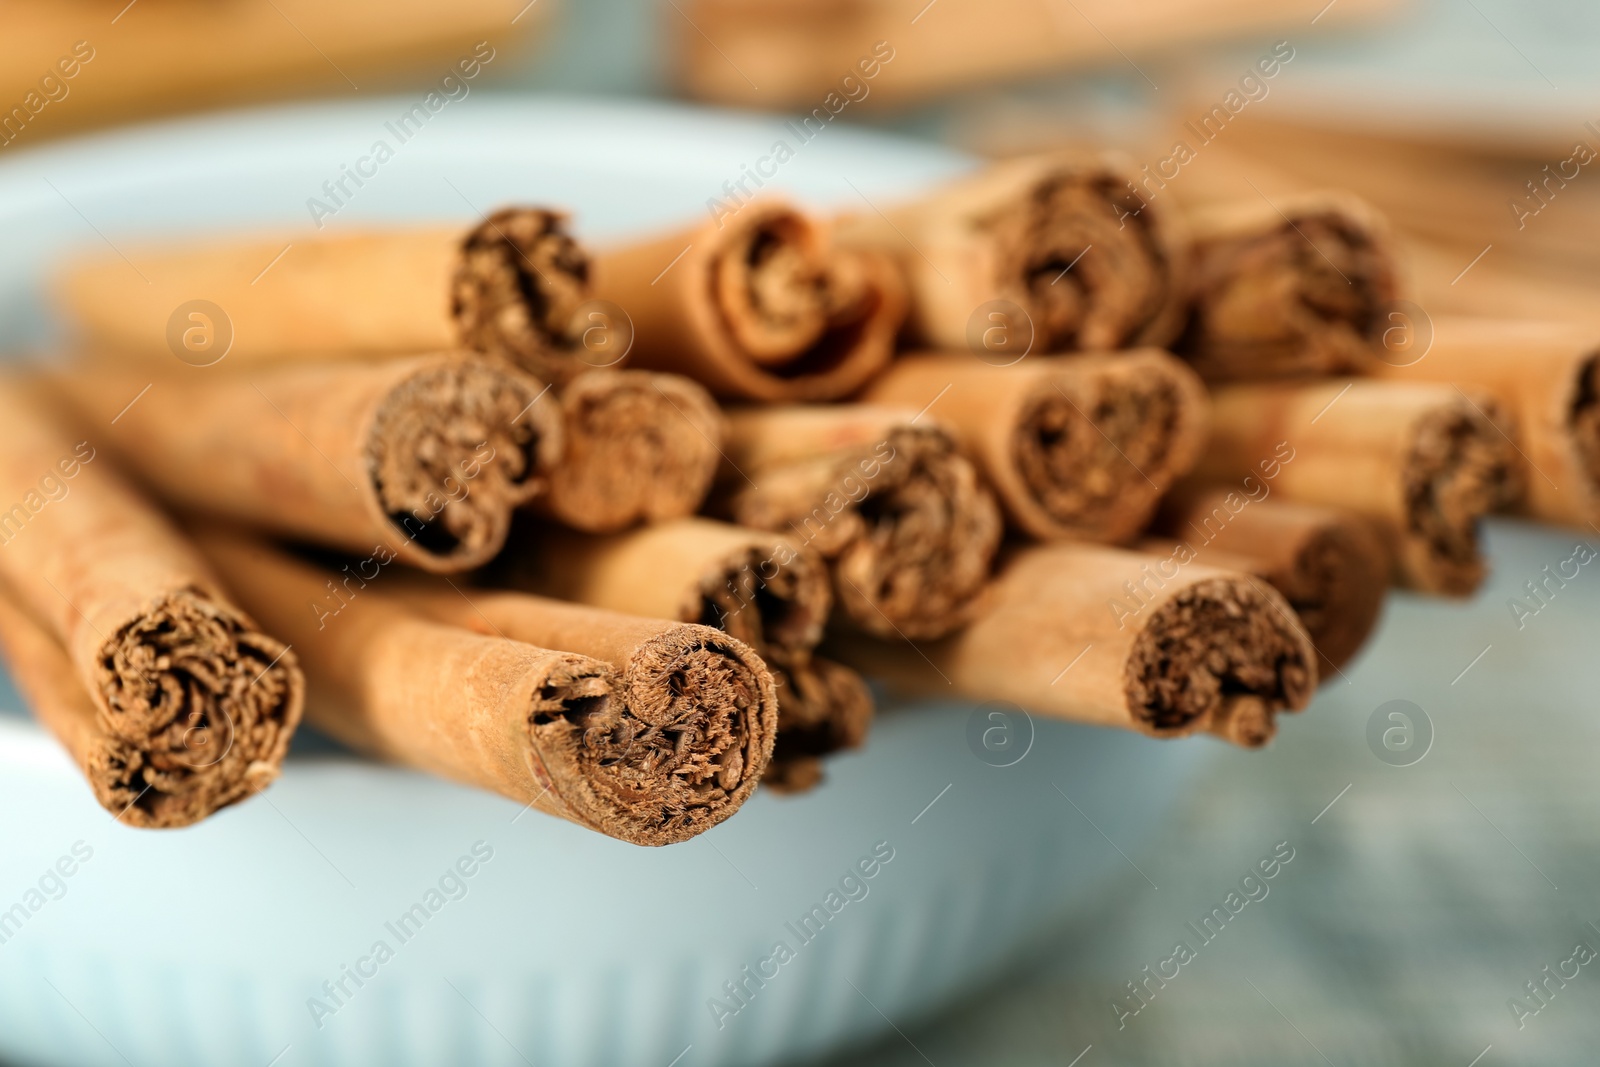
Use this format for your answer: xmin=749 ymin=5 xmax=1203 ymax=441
xmin=197 ymin=531 xmax=778 ymax=845
xmin=1177 ymin=192 xmax=1400 ymax=380
xmin=1193 ymin=380 xmax=1522 ymax=595
xmin=55 ymin=208 xmax=599 ymax=383
xmin=540 ymin=370 xmax=725 ymax=532
xmin=590 ymin=199 xmax=906 ymax=401
xmin=0 ymin=385 xmax=303 ymax=828
xmin=1144 ymin=491 xmax=1389 ymax=677
xmin=53 ymin=354 xmax=559 ymax=573
xmin=835 ymin=153 xmax=1188 ymax=355
xmin=718 ymin=404 xmax=1003 ymax=639
xmin=1369 ymin=317 xmax=1600 ymax=528
xmin=828 ymin=544 xmax=1316 ymax=748
xmin=860 ymin=350 xmax=1209 ymax=542
xmin=498 ymin=517 xmax=872 ymax=791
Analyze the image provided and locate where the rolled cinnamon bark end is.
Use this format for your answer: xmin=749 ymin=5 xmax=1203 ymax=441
xmin=1178 ymin=192 xmax=1399 ymax=380
xmin=862 ymin=350 xmax=1208 ymax=542
xmin=399 ymin=586 xmax=779 ymax=843
xmin=592 ymin=200 xmax=907 ymax=401
xmin=827 ymin=545 xmax=1316 ymax=744
xmin=541 ymin=371 xmax=724 ymax=532
xmin=836 ymin=153 xmax=1188 ymax=353
xmin=0 ymin=386 xmax=303 ymax=827
xmin=720 ymin=405 xmax=1003 ymax=640
xmin=1145 ymin=493 xmax=1390 ymax=677
xmin=499 ymin=517 xmax=870 ymax=788
xmin=1370 ymin=318 xmax=1600 ymax=528
xmin=451 ymin=207 xmax=596 ymax=384
xmin=54 ymin=210 xmax=595 ymax=373
xmin=1195 ymin=381 xmax=1522 ymax=596
xmin=55 ymin=355 xmax=559 ymax=573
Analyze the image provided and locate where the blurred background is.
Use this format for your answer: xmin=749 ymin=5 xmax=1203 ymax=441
xmin=6 ymin=2 xmax=1600 ymax=1064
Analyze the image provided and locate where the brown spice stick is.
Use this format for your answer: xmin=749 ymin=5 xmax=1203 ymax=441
xmin=0 ymin=386 xmax=303 ymax=828
xmin=835 ymin=153 xmax=1188 ymax=355
xmin=1369 ymin=317 xmax=1600 ymax=528
xmin=590 ymin=199 xmax=906 ymax=401
xmin=498 ymin=517 xmax=872 ymax=791
xmin=1193 ymin=380 xmax=1522 ymax=596
xmin=1143 ymin=491 xmax=1389 ymax=677
xmin=540 ymin=370 xmax=725 ymax=532
xmin=197 ymin=530 xmax=777 ymax=845
xmin=828 ymin=544 xmax=1316 ymax=748
xmin=861 ymin=350 xmax=1209 ymax=542
xmin=53 ymin=354 xmax=559 ymax=573
xmin=1176 ymin=191 xmax=1400 ymax=380
xmin=55 ymin=208 xmax=599 ymax=383
xmin=719 ymin=404 xmax=1003 ymax=640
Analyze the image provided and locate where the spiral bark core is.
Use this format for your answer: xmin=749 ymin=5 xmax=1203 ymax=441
xmin=1183 ymin=207 xmax=1396 ymax=380
xmin=452 ymin=207 xmax=592 ymax=382
xmin=1127 ymin=577 xmax=1314 ymax=738
xmin=541 ymin=371 xmax=723 ymax=533
xmin=92 ymin=588 xmax=302 ymax=827
xmin=1014 ymin=372 xmax=1187 ymax=540
xmin=987 ymin=172 xmax=1175 ymax=351
xmin=366 ymin=361 xmax=554 ymax=563
xmin=573 ymin=629 xmax=776 ymax=844
xmin=1402 ymin=400 xmax=1521 ymax=595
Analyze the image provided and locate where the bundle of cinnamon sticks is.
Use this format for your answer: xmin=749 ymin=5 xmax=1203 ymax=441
xmin=7 ymin=143 xmax=1569 ymax=845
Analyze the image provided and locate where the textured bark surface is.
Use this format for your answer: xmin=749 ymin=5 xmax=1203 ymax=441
xmin=592 ymin=200 xmax=906 ymax=400
xmin=1178 ymin=192 xmax=1398 ymax=380
xmin=1195 ymin=380 xmax=1522 ymax=595
xmin=836 ymin=153 xmax=1188 ymax=353
xmin=863 ymin=350 xmax=1209 ymax=542
xmin=0 ymin=386 xmax=302 ymax=827
xmin=56 ymin=354 xmax=558 ymax=572
xmin=827 ymin=544 xmax=1316 ymax=746
xmin=540 ymin=370 xmax=724 ymax=532
xmin=721 ymin=405 xmax=1002 ymax=640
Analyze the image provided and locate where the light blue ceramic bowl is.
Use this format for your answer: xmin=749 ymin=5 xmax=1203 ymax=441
xmin=0 ymin=97 xmax=1211 ymax=1067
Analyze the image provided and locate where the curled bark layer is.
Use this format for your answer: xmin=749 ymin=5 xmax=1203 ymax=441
xmin=540 ymin=370 xmax=724 ymax=533
xmin=862 ymin=350 xmax=1209 ymax=541
xmin=836 ymin=153 xmax=1188 ymax=354
xmin=55 ymin=354 xmax=559 ymax=573
xmin=828 ymin=544 xmax=1316 ymax=747
xmin=720 ymin=405 xmax=1003 ymax=640
xmin=0 ymin=385 xmax=302 ymax=827
xmin=1194 ymin=380 xmax=1522 ymax=595
xmin=592 ymin=199 xmax=907 ymax=400
xmin=1178 ymin=192 xmax=1399 ymax=380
